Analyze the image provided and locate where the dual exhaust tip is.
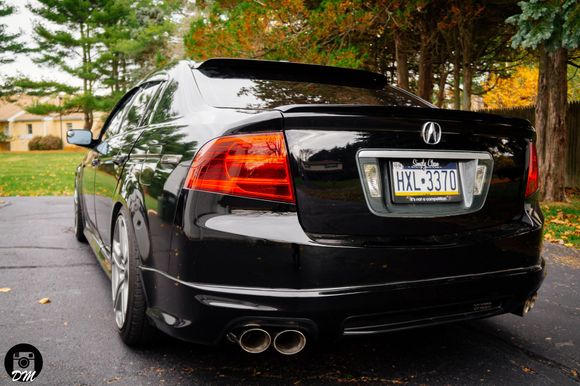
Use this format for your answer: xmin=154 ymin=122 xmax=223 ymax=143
xmin=522 ymin=292 xmax=538 ymax=315
xmin=515 ymin=292 xmax=539 ymax=316
xmin=235 ymin=328 xmax=306 ymax=355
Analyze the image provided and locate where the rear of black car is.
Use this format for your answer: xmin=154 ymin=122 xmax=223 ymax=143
xmin=143 ymin=60 xmax=545 ymax=349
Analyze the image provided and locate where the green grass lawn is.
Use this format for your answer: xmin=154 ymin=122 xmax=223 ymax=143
xmin=0 ymin=151 xmax=86 ymax=196
xmin=541 ymin=191 xmax=580 ymax=249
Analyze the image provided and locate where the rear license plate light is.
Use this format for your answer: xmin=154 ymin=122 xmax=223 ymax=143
xmin=473 ymin=165 xmax=487 ymax=196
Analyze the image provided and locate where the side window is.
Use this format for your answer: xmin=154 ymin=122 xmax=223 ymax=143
xmin=124 ymin=82 xmax=162 ymax=129
xmin=101 ymin=92 xmax=137 ymax=140
xmin=150 ymin=80 xmax=180 ymax=125
xmin=141 ymin=82 xmax=165 ymax=125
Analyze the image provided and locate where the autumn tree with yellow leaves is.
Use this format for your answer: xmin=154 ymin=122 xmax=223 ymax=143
xmin=483 ymin=66 xmax=539 ymax=109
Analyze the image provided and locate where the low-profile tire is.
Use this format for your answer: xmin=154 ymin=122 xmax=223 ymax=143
xmin=111 ymin=206 xmax=155 ymax=346
xmin=74 ymin=188 xmax=87 ymax=243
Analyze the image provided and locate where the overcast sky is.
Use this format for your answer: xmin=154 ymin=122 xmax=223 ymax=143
xmin=1 ymin=0 xmax=82 ymax=87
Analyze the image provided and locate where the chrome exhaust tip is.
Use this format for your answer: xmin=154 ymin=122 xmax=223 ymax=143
xmin=523 ymin=292 xmax=538 ymax=314
xmin=238 ymin=328 xmax=271 ymax=354
xmin=273 ymin=330 xmax=306 ymax=355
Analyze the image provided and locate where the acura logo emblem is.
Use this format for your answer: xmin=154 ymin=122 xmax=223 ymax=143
xmin=421 ymin=122 xmax=442 ymax=145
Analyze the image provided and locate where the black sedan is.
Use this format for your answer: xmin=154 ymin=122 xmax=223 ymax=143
xmin=67 ymin=59 xmax=545 ymax=355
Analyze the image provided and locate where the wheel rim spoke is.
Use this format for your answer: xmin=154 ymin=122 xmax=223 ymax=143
xmin=121 ymin=229 xmax=129 ymax=262
xmin=112 ymin=241 xmax=123 ymax=269
xmin=112 ymin=215 xmax=130 ymax=329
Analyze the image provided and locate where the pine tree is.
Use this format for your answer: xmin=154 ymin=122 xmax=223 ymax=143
xmin=0 ymin=0 xmax=25 ymax=65
xmin=95 ymin=0 xmax=178 ymax=97
xmin=18 ymin=0 xmax=178 ymax=130
xmin=508 ymin=0 xmax=580 ymax=201
xmin=28 ymin=0 xmax=107 ymax=130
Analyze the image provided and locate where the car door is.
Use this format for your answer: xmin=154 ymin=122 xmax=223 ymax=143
xmin=81 ymin=98 xmax=133 ymax=232
xmin=80 ymin=151 xmax=98 ymax=231
xmin=94 ymin=82 xmax=163 ymax=249
xmin=133 ymin=80 xmax=191 ymax=272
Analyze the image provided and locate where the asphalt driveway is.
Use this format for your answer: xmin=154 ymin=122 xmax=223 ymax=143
xmin=0 ymin=197 xmax=578 ymax=385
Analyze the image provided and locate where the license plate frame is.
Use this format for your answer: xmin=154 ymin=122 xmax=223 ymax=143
xmin=390 ymin=159 xmax=462 ymax=204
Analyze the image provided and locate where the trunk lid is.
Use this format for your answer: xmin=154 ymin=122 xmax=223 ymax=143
xmin=281 ymin=105 xmax=533 ymax=238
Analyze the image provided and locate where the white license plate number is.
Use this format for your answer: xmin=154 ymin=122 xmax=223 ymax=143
xmin=391 ymin=160 xmax=461 ymax=203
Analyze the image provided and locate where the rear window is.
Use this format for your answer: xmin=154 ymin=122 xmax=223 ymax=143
xmin=193 ymin=70 xmax=428 ymax=110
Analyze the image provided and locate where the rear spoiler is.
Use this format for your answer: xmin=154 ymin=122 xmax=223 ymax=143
xmin=194 ymin=58 xmax=387 ymax=89
xmin=276 ymin=104 xmax=535 ymax=132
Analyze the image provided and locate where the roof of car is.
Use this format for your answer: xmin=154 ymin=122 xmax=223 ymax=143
xmin=190 ymin=58 xmax=388 ymax=89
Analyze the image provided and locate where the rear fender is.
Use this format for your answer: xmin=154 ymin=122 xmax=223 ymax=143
xmin=114 ymin=162 xmax=152 ymax=269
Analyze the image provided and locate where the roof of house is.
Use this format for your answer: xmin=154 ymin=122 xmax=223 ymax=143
xmin=0 ymin=103 xmax=24 ymax=121
xmin=0 ymin=103 xmax=88 ymax=122
xmin=12 ymin=112 xmax=48 ymax=122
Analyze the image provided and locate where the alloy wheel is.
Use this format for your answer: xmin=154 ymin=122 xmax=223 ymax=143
xmin=73 ymin=190 xmax=79 ymax=231
xmin=111 ymin=215 xmax=130 ymax=329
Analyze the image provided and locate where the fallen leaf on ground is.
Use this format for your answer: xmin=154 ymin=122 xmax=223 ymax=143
xmin=38 ymin=297 xmax=51 ymax=304
xmin=551 ymin=255 xmax=580 ymax=269
xmin=0 ymin=288 xmax=11 ymax=293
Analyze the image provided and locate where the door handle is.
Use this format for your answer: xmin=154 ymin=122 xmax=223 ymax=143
xmin=112 ymin=154 xmax=128 ymax=165
xmin=91 ymin=158 xmax=100 ymax=167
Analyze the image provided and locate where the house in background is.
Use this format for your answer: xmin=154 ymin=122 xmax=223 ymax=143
xmin=0 ymin=103 xmax=22 ymax=151
xmin=0 ymin=102 xmax=100 ymax=151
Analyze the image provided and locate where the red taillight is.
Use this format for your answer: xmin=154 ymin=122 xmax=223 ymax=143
xmin=185 ymin=132 xmax=295 ymax=203
xmin=525 ymin=142 xmax=539 ymax=198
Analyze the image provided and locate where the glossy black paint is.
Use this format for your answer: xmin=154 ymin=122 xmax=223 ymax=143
xmin=74 ymin=59 xmax=545 ymax=347
xmin=282 ymin=106 xmax=532 ymax=236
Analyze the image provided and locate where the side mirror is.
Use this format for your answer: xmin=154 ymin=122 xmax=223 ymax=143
xmin=66 ymin=130 xmax=93 ymax=147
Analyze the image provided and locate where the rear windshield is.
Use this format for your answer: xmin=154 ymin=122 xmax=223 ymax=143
xmin=193 ymin=70 xmax=429 ymax=110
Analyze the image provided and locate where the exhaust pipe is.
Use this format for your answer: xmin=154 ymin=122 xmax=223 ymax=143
xmin=523 ymin=292 xmax=538 ymax=315
xmin=515 ymin=292 xmax=538 ymax=316
xmin=237 ymin=328 xmax=271 ymax=354
xmin=273 ymin=330 xmax=306 ymax=355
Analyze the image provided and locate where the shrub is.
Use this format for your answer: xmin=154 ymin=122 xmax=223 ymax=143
xmin=39 ymin=135 xmax=63 ymax=150
xmin=28 ymin=135 xmax=63 ymax=151
xmin=28 ymin=136 xmax=43 ymax=150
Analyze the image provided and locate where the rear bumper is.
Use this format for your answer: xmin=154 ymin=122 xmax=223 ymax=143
xmin=141 ymin=259 xmax=545 ymax=345
xmin=143 ymin=191 xmax=545 ymax=345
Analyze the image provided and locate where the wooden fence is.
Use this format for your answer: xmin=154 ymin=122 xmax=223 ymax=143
xmin=485 ymin=101 xmax=580 ymax=188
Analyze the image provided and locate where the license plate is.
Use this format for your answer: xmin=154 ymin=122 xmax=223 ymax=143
xmin=390 ymin=159 xmax=461 ymax=203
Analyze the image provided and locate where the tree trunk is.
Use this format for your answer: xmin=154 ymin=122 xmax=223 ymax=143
xmin=418 ymin=34 xmax=433 ymax=101
xmin=436 ymin=65 xmax=448 ymax=107
xmin=395 ymin=31 xmax=409 ymax=91
xmin=112 ymin=54 xmax=120 ymax=94
xmin=542 ymin=48 xmax=568 ymax=201
xmin=462 ymin=64 xmax=472 ymax=111
xmin=80 ymin=22 xmax=91 ymax=131
xmin=456 ymin=10 xmax=476 ymax=111
xmin=121 ymin=56 xmax=128 ymax=92
xmin=453 ymin=45 xmax=461 ymax=110
xmin=461 ymin=26 xmax=473 ymax=111
xmin=535 ymin=48 xmax=549 ymax=195
xmin=84 ymin=110 xmax=93 ymax=131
